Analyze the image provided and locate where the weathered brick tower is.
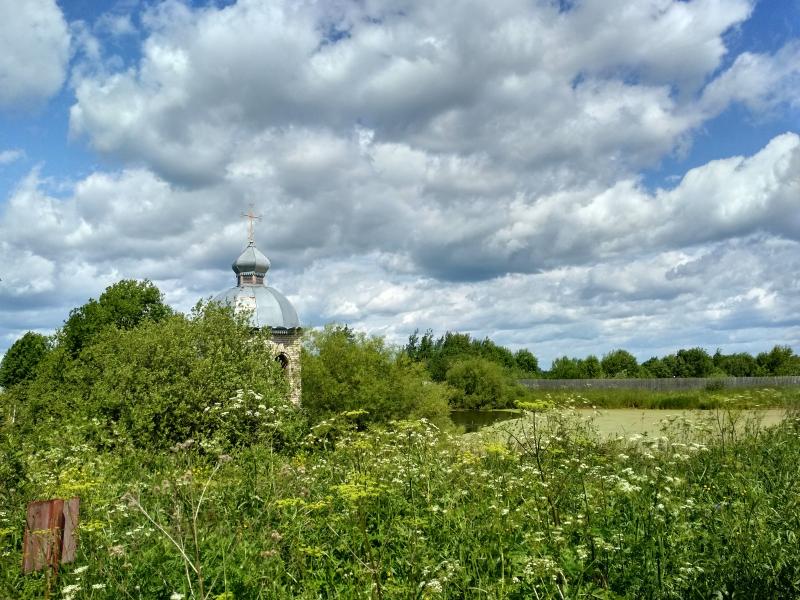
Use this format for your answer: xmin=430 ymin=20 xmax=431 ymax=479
xmin=213 ymin=210 xmax=302 ymax=405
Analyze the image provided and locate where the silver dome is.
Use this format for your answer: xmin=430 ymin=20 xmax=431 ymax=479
xmin=232 ymin=242 xmax=270 ymax=275
xmin=214 ymin=285 xmax=300 ymax=330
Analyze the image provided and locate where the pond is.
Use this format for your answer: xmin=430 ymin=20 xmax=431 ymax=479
xmin=450 ymin=409 xmax=521 ymax=433
xmin=457 ymin=408 xmax=789 ymax=437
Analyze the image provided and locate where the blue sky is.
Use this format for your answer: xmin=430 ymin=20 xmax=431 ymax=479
xmin=1 ymin=0 xmax=799 ymax=366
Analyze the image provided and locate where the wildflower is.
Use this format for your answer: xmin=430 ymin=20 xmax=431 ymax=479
xmin=271 ymin=530 xmax=283 ymax=542
xmin=170 ymin=593 xmax=185 ymax=600
xmin=73 ymin=565 xmax=88 ymax=574
xmin=91 ymin=584 xmax=106 ymax=590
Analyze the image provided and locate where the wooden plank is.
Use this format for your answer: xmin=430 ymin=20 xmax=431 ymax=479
xmin=61 ymin=497 xmax=80 ymax=564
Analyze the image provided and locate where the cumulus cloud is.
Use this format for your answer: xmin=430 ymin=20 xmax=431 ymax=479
xmin=700 ymin=41 xmax=800 ymax=115
xmin=69 ymin=0 xmax=758 ymax=184
xmin=2 ymin=0 xmax=799 ymax=363
xmin=0 ymin=0 xmax=70 ymax=109
xmin=2 ymin=131 xmax=798 ymax=364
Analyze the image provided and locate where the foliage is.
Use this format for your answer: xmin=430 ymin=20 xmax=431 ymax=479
xmin=302 ymin=325 xmax=452 ymax=427
xmin=756 ymin=345 xmax=800 ymax=375
xmin=0 ymin=332 xmax=50 ymax=389
xmin=3 ymin=398 xmax=800 ymax=598
xmin=60 ymin=279 xmax=172 ymax=356
xmin=445 ymin=357 xmax=508 ymax=409
xmin=15 ymin=302 xmax=302 ymax=451
xmin=513 ymin=348 xmax=539 ymax=374
xmin=406 ymin=329 xmax=534 ymax=380
xmin=600 ymin=349 xmax=639 ymax=378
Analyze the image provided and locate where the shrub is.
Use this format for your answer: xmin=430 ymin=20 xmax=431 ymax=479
xmin=446 ymin=357 xmax=508 ymax=408
xmin=20 ymin=302 xmax=302 ymax=451
xmin=302 ymin=325 xmax=452 ymax=427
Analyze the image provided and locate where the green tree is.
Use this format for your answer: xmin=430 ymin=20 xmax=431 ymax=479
xmin=61 ymin=279 xmax=172 ymax=355
xmin=716 ymin=351 xmax=760 ymax=377
xmin=641 ymin=356 xmax=672 ymax=378
xmin=514 ymin=349 xmax=539 ymax=374
xmin=549 ymin=356 xmax=583 ymax=379
xmin=24 ymin=302 xmax=298 ymax=450
xmin=675 ymin=347 xmax=715 ymax=378
xmin=302 ymin=325 xmax=451 ymax=426
xmin=0 ymin=332 xmax=50 ymax=388
xmin=581 ymin=355 xmax=603 ymax=378
xmin=757 ymin=345 xmax=800 ymax=375
xmin=601 ymin=349 xmax=638 ymax=378
xmin=445 ymin=357 xmax=508 ymax=409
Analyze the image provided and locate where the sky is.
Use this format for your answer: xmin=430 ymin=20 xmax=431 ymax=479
xmin=0 ymin=0 xmax=799 ymax=368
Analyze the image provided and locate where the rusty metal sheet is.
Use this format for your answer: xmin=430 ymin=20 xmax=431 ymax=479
xmin=22 ymin=499 xmax=64 ymax=574
xmin=21 ymin=497 xmax=80 ymax=574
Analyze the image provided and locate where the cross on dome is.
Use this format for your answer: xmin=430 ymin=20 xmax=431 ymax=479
xmin=241 ymin=204 xmax=262 ymax=244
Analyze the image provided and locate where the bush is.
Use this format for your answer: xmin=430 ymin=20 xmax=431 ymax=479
xmin=446 ymin=357 xmax=509 ymax=408
xmin=302 ymin=325 xmax=452 ymax=427
xmin=19 ymin=302 xmax=303 ymax=451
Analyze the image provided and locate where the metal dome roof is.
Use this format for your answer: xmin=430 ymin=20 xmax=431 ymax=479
xmin=213 ymin=285 xmax=300 ymax=330
xmin=232 ymin=241 xmax=270 ymax=275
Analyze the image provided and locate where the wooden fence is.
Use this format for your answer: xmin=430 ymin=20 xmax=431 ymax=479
xmin=519 ymin=376 xmax=800 ymax=392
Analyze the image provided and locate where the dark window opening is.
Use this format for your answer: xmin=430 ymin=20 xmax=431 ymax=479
xmin=275 ymin=353 xmax=289 ymax=370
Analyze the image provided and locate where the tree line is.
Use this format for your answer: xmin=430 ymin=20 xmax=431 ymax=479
xmin=2 ymin=282 xmax=798 ymax=422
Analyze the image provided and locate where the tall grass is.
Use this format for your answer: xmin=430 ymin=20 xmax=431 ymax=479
xmin=1 ymin=408 xmax=799 ymax=598
xmin=519 ymin=385 xmax=800 ymax=410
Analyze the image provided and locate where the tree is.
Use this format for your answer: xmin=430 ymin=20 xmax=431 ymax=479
xmin=581 ymin=355 xmax=603 ymax=378
xmin=61 ymin=279 xmax=172 ymax=355
xmin=514 ymin=349 xmax=539 ymax=374
xmin=302 ymin=325 xmax=451 ymax=426
xmin=675 ymin=347 xmax=714 ymax=378
xmin=446 ymin=358 xmax=508 ymax=409
xmin=549 ymin=356 xmax=583 ymax=379
xmin=24 ymin=302 xmax=298 ymax=450
xmin=757 ymin=345 xmax=800 ymax=375
xmin=716 ymin=352 xmax=760 ymax=377
xmin=601 ymin=349 xmax=638 ymax=378
xmin=0 ymin=332 xmax=50 ymax=388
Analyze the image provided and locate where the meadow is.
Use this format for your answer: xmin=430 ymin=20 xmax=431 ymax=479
xmin=2 ymin=288 xmax=799 ymax=598
xmin=518 ymin=385 xmax=800 ymax=410
xmin=2 ymin=401 xmax=799 ymax=599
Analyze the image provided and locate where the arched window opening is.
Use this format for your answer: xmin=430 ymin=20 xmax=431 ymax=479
xmin=275 ymin=353 xmax=289 ymax=370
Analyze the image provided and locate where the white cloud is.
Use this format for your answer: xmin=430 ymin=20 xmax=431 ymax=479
xmin=1 ymin=131 xmax=798 ymax=364
xmin=0 ymin=149 xmax=24 ymax=165
xmin=2 ymin=0 xmax=799 ymax=363
xmin=701 ymin=41 xmax=800 ymax=115
xmin=0 ymin=0 xmax=70 ymax=109
xmin=68 ymin=0 xmax=759 ymax=185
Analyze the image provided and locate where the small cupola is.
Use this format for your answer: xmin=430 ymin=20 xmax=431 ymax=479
xmin=233 ymin=241 xmax=270 ymax=286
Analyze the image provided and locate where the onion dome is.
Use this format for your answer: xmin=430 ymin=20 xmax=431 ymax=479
xmin=232 ymin=241 xmax=270 ymax=276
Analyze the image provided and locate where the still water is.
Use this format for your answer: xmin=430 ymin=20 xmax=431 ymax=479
xmin=450 ymin=409 xmax=521 ymax=433
xmin=452 ymin=408 xmax=788 ymax=436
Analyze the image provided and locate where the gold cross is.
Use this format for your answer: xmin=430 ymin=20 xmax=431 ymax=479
xmin=241 ymin=204 xmax=262 ymax=243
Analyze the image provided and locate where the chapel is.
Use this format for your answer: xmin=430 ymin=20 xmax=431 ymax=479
xmin=213 ymin=209 xmax=302 ymax=405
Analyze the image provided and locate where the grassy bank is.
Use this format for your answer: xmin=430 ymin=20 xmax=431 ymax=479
xmin=2 ymin=409 xmax=800 ymax=598
xmin=520 ymin=385 xmax=800 ymax=410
